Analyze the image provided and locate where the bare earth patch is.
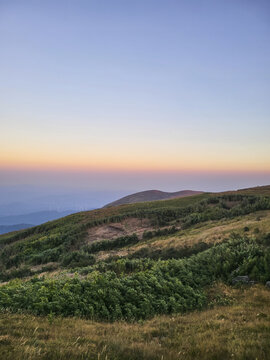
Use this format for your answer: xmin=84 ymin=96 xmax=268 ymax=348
xmin=98 ymin=210 xmax=270 ymax=259
xmin=86 ymin=217 xmax=155 ymax=243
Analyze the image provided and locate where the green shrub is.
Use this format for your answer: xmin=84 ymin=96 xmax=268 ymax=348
xmin=61 ymin=252 xmax=96 ymax=268
xmin=83 ymin=234 xmax=139 ymax=254
xmin=1 ymin=235 xmax=269 ymax=321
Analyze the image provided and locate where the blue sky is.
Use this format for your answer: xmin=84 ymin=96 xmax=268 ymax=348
xmin=0 ymin=0 xmax=270 ymax=193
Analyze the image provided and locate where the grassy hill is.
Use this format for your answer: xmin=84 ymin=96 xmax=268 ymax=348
xmin=104 ymin=189 xmax=203 ymax=207
xmin=1 ymin=185 xmax=270 ymax=359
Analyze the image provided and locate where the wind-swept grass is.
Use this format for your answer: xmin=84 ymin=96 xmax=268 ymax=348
xmin=1 ymin=285 xmax=270 ymax=360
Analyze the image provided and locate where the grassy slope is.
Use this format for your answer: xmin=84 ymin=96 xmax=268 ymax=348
xmin=1 ymin=284 xmax=269 ymax=360
xmin=2 ymin=187 xmax=270 ymax=281
xmin=1 ymin=185 xmax=269 ymax=246
xmin=1 ymin=185 xmax=270 ymax=359
xmin=231 ymin=185 xmax=270 ymax=196
xmin=101 ymin=210 xmax=270 ymax=260
xmin=0 ymin=193 xmax=209 ymax=278
xmin=0 ymin=192 xmax=208 ymax=242
xmin=0 ymin=186 xmax=270 ymax=284
xmin=104 ymin=190 xmax=204 ymax=207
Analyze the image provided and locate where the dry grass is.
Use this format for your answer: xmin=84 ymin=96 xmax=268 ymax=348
xmin=150 ymin=209 xmax=270 ymax=249
xmin=1 ymin=284 xmax=270 ymax=360
xmin=3 ymin=210 xmax=270 ymax=281
xmin=98 ymin=210 xmax=270 ymax=259
xmin=224 ymin=185 xmax=270 ymax=197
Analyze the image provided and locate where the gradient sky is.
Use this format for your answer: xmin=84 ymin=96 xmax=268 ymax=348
xmin=1 ymin=0 xmax=270 ymax=192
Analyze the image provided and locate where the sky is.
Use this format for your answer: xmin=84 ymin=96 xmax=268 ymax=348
xmin=1 ymin=0 xmax=270 ymax=200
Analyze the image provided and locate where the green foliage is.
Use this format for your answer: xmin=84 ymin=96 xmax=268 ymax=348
xmin=0 ymin=191 xmax=270 ymax=322
xmin=0 ymin=192 xmax=269 ymax=282
xmin=142 ymin=226 xmax=178 ymax=240
xmin=129 ymin=241 xmax=211 ymax=260
xmin=78 ymin=257 xmax=155 ymax=275
xmin=1 ymin=235 xmax=270 ymax=321
xmin=61 ymin=252 xmax=96 ymax=268
xmin=83 ymin=234 xmax=139 ymax=254
xmin=0 ymin=266 xmax=33 ymax=282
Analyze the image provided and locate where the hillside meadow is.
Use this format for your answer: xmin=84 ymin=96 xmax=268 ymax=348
xmin=1 ymin=285 xmax=270 ymax=360
xmin=0 ymin=185 xmax=270 ymax=359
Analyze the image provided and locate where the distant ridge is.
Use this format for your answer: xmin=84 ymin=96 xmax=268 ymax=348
xmin=0 ymin=210 xmax=74 ymax=226
xmin=0 ymin=224 xmax=34 ymax=235
xmin=104 ymin=190 xmax=204 ymax=208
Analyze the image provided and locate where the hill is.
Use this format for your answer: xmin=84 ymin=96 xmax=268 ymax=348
xmin=1 ymin=185 xmax=270 ymax=359
xmin=104 ymin=189 xmax=204 ymax=207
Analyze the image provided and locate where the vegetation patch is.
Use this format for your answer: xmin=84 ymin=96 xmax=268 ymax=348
xmin=1 ymin=234 xmax=270 ymax=321
xmin=1 ymin=285 xmax=270 ymax=360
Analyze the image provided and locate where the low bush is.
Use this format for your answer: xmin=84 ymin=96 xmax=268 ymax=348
xmin=61 ymin=252 xmax=96 ymax=268
xmin=1 ymin=235 xmax=269 ymax=321
xmin=83 ymin=234 xmax=139 ymax=254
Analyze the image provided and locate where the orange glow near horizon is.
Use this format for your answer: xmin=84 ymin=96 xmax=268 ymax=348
xmin=1 ymin=129 xmax=270 ymax=175
xmin=1 ymin=153 xmax=269 ymax=174
xmin=1 ymin=0 xmax=270 ymax=192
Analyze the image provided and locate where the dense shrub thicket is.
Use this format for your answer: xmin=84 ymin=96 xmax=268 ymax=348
xmin=1 ymin=235 xmax=269 ymax=321
xmin=83 ymin=234 xmax=139 ymax=253
xmin=142 ymin=226 xmax=178 ymax=239
xmin=61 ymin=252 xmax=96 ymax=268
xmin=78 ymin=257 xmax=156 ymax=276
xmin=0 ymin=264 xmax=58 ymax=282
xmin=59 ymin=234 xmax=139 ymax=268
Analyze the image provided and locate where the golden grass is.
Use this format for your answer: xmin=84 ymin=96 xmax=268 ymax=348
xmin=1 ymin=284 xmax=270 ymax=360
xmin=150 ymin=209 xmax=270 ymax=249
xmin=225 ymin=185 xmax=270 ymax=197
xmin=98 ymin=210 xmax=270 ymax=259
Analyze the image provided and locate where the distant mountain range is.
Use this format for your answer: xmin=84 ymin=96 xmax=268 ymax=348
xmin=0 ymin=210 xmax=75 ymax=226
xmin=0 ymin=210 xmax=79 ymax=235
xmin=0 ymin=186 xmax=129 ymax=217
xmin=104 ymin=190 xmax=203 ymax=207
xmin=0 ymin=224 xmax=34 ymax=235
